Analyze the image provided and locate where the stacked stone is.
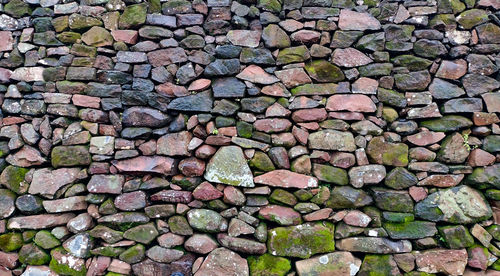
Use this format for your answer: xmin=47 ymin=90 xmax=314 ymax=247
xmin=0 ymin=0 xmax=499 ymax=275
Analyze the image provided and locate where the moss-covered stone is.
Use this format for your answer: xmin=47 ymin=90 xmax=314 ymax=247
xmin=249 ymin=151 xmax=275 ymax=172
xmin=51 ymin=146 xmax=91 ymax=168
xmin=4 ymin=0 xmax=32 ymax=18
xmin=0 ymin=232 xmax=23 ymax=252
xmin=119 ymin=244 xmax=145 ymax=264
xmin=0 ymin=165 xmax=29 ymax=194
xmin=291 ymin=83 xmax=339 ymax=96
xmin=19 ymin=243 xmax=50 ymax=265
xmin=359 ymin=255 xmax=400 ymax=276
xmin=378 ymin=88 xmax=407 ymax=108
xmin=90 ymin=246 xmax=125 ymax=257
xmin=248 ymin=253 xmax=291 ymax=276
xmin=34 ymin=230 xmax=61 ymax=250
xmin=438 ymin=225 xmax=474 ymax=249
xmin=236 ymin=121 xmax=253 ymax=138
xmin=258 ymin=0 xmax=282 ymax=12
xmin=392 ymin=55 xmax=433 ymax=71
xmin=305 ymin=60 xmax=345 ymax=83
xmin=312 ymin=164 xmax=348 ymax=185
xmin=168 ymin=215 xmax=193 ymax=236
xmin=69 ymin=14 xmax=103 ymax=30
xmin=383 ymin=221 xmax=437 ymax=239
xmin=382 ymin=107 xmax=399 ymax=122
xmin=367 ymin=136 xmax=409 ymax=167
xmin=466 ymin=164 xmax=500 ymax=189
xmin=372 ymin=187 xmax=414 ymax=213
xmin=50 ymin=247 xmax=87 ymax=276
xmin=123 ymin=223 xmax=158 ymax=244
xmin=276 ymin=46 xmax=310 ymax=65
xmin=119 ymin=3 xmax=148 ymax=29
xmin=267 ymin=222 xmax=335 ymax=258
xmin=420 ymin=115 xmax=473 ymax=132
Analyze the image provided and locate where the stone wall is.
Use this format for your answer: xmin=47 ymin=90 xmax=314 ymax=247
xmin=0 ymin=0 xmax=499 ymax=275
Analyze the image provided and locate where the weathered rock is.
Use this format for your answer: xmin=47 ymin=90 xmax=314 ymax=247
xmin=336 ymin=237 xmax=412 ymax=254
xmin=295 ymin=252 xmax=361 ymax=276
xmin=254 ymin=170 xmax=318 ymax=189
xmin=367 ymin=136 xmax=409 ymax=167
xmin=415 ymin=185 xmax=492 ymax=224
xmin=204 ymin=146 xmax=254 ymax=187
xmin=195 ymin=248 xmax=249 ymax=276
xmin=415 ymin=249 xmax=467 ymax=275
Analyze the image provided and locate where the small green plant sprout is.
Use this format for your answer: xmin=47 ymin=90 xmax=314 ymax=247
xmin=462 ymin=132 xmax=477 ymax=151
xmin=212 ymin=128 xmax=219 ymax=135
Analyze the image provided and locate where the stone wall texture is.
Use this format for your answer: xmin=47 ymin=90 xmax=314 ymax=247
xmin=0 ymin=0 xmax=499 ymax=275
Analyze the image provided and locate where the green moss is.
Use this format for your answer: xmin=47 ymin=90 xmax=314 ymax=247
xmin=383 ymin=221 xmax=437 ymax=239
xmin=34 ymin=230 xmax=61 ymax=250
xmin=249 ymin=152 xmax=275 ymax=172
xmin=236 ymin=121 xmax=253 ymax=138
xmin=1 ymin=165 xmax=29 ymax=194
xmin=305 ymin=60 xmax=344 ymax=82
xmin=438 ymin=225 xmax=474 ymax=249
xmin=119 ymin=3 xmax=148 ymax=29
xmin=19 ymin=243 xmax=50 ymax=265
xmin=119 ymin=244 xmax=145 ymax=264
xmin=267 ymin=222 xmax=335 ymax=258
xmin=0 ymin=232 xmax=24 ymax=252
xmin=50 ymin=247 xmax=87 ymax=276
xmin=4 ymin=0 xmax=32 ymax=18
xmin=258 ymin=0 xmax=282 ymax=12
xmin=420 ymin=115 xmax=472 ymax=132
xmin=277 ymin=46 xmax=309 ymax=65
xmin=248 ymin=253 xmax=291 ymax=276
xmin=91 ymin=246 xmax=125 ymax=257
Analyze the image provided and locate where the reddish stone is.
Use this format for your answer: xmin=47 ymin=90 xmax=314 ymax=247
xmin=418 ymin=174 xmax=464 ymax=188
xmin=275 ymin=68 xmax=312 ymax=88
xmin=409 ymin=186 xmax=427 ymax=202
xmin=271 ymin=133 xmax=296 ymax=147
xmin=185 ymin=235 xmax=218 ymax=255
xmin=195 ymin=145 xmax=217 ymax=159
xmin=290 ymin=30 xmax=321 ymax=43
xmin=254 ymin=170 xmax=318 ymax=189
xmin=1 ymin=117 xmax=26 ymax=126
xmin=156 ymin=82 xmax=190 ymax=97
xmin=138 ymin=140 xmax=157 ymax=155
xmin=236 ymin=65 xmax=279 ymax=85
xmin=205 ymin=135 xmax=232 ymax=146
xmin=147 ymin=48 xmax=188 ymax=67
xmin=0 ymin=31 xmax=14 ymax=52
xmin=72 ymin=94 xmax=100 ymax=108
xmin=87 ymin=256 xmax=111 ymax=276
xmin=259 ymin=205 xmax=302 ymax=226
xmin=7 ymin=214 xmax=75 ymax=230
xmin=226 ymin=30 xmax=261 ymax=48
xmin=223 ymin=187 xmax=246 ymax=207
xmin=407 ymin=131 xmax=446 ymax=146
xmin=0 ymin=251 xmax=18 ymax=269
xmin=188 ymin=79 xmax=211 ymax=91
xmin=332 ymin=48 xmax=373 ymax=67
xmin=111 ymin=30 xmax=138 ymax=44
xmin=483 ymin=93 xmax=500 ymax=113
xmin=254 ymin=119 xmax=292 ymax=133
xmin=326 ymin=95 xmax=377 ymax=112
xmin=151 ymin=190 xmax=193 ymax=203
xmin=297 ymin=122 xmax=320 ymax=130
xmin=109 ymin=259 xmax=131 ymax=275
xmin=112 ymin=156 xmax=178 ymax=175
xmin=468 ymin=149 xmax=496 ymax=167
xmin=261 ymin=83 xmax=290 ymax=97
xmin=352 ymin=77 xmax=378 ymax=94
xmin=194 ymin=248 xmax=248 ymax=276
xmin=473 ymin=112 xmax=500 ymax=126
xmin=338 ymin=9 xmax=381 ymax=31
xmin=193 ymin=182 xmax=223 ymax=201
xmin=415 ymin=249 xmax=468 ymax=275
xmin=343 ymin=210 xmax=372 ymax=227
xmin=114 ymin=191 xmax=147 ymax=211
xmin=265 ymin=103 xmax=292 ymax=117
xmin=330 ymin=152 xmax=356 ymax=168
xmin=179 ymin=157 xmax=205 ymax=177
xmin=292 ymin=126 xmax=309 ymax=145
xmin=291 ymin=108 xmax=328 ymax=123
xmin=303 ymin=208 xmax=333 ymax=221
xmin=436 ymin=59 xmax=467 ymax=80
xmin=6 ymin=145 xmax=46 ymax=167
xmin=329 ymin=112 xmax=365 ymax=121
xmin=158 ymin=233 xmax=185 ymax=248
xmin=0 ymin=68 xmax=11 ymax=83
xmin=468 ymin=246 xmax=489 ymax=270
xmin=157 ymin=131 xmax=192 ymax=156
xmin=218 ymin=127 xmax=237 ymax=137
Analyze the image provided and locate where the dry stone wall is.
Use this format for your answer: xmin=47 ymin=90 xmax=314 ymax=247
xmin=0 ymin=0 xmax=499 ymax=275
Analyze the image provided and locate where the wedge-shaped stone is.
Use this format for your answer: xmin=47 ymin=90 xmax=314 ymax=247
xmin=308 ymin=130 xmax=356 ymax=151
xmin=254 ymin=170 xmax=318 ymax=189
xmin=205 ymin=146 xmax=254 ymax=187
xmin=8 ymin=214 xmax=75 ymax=230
